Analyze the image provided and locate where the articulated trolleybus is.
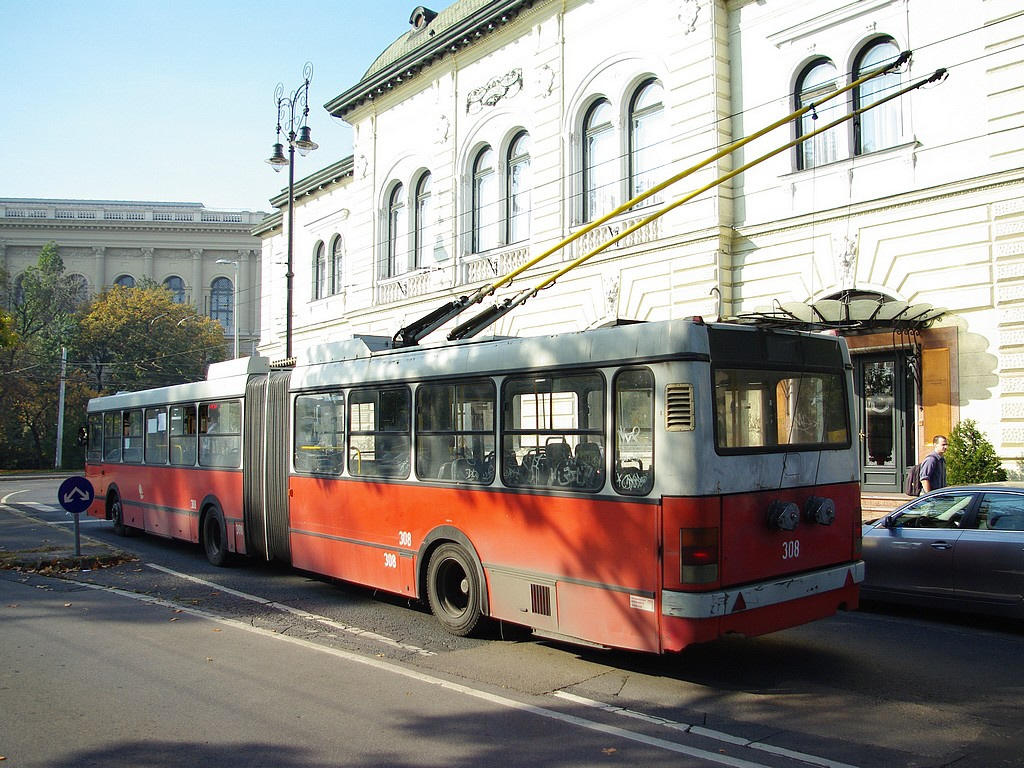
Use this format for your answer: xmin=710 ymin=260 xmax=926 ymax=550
xmin=86 ymin=318 xmax=863 ymax=653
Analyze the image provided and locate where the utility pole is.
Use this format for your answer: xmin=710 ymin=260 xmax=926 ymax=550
xmin=55 ymin=346 xmax=67 ymax=469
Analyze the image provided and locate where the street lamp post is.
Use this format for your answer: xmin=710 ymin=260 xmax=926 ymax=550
xmin=216 ymin=258 xmax=240 ymax=358
xmin=266 ymin=61 xmax=319 ymax=361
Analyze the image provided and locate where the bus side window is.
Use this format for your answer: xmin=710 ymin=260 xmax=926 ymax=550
xmin=103 ymin=411 xmax=122 ymax=462
xmin=501 ymin=372 xmax=605 ymax=491
xmin=145 ymin=406 xmax=168 ymax=464
xmin=86 ymin=413 xmax=104 ymax=462
xmin=294 ymin=392 xmax=345 ymax=474
xmin=613 ymin=369 xmax=654 ymax=495
xmin=123 ymin=410 xmax=144 ymax=463
xmin=348 ymin=387 xmax=410 ymax=479
xmin=170 ymin=404 xmax=197 ymax=466
xmin=199 ymin=400 xmax=242 ymax=468
xmin=415 ymin=380 xmax=495 ymax=484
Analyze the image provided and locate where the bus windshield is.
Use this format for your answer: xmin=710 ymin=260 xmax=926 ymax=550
xmin=714 ymin=368 xmax=849 ymax=451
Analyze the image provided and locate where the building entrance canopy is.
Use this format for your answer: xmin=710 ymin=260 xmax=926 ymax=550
xmin=736 ymin=298 xmax=946 ymax=332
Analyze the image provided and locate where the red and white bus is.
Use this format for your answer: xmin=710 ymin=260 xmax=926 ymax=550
xmin=85 ymin=318 xmax=863 ymax=653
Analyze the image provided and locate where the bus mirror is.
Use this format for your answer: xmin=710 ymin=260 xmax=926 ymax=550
xmin=767 ymin=501 xmax=800 ymax=531
xmin=804 ymin=496 xmax=836 ymax=525
xmin=76 ymin=426 xmax=88 ymax=446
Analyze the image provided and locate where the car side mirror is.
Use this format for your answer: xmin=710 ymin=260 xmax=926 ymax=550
xmin=76 ymin=425 xmax=88 ymax=446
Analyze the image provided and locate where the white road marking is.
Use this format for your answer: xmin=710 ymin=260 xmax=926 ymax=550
xmin=73 ymin=578 xmax=795 ymax=768
xmin=553 ymin=692 xmax=861 ymax=768
xmin=146 ymin=562 xmax=436 ymax=657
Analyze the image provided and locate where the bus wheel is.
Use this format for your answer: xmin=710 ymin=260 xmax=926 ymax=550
xmin=427 ymin=543 xmax=482 ymax=637
xmin=110 ymin=496 xmax=133 ymax=537
xmin=202 ymin=507 xmax=229 ymax=567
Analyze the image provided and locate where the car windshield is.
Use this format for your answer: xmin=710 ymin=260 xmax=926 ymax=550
xmin=889 ymin=492 xmax=974 ymax=529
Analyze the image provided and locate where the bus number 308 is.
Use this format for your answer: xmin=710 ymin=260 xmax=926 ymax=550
xmin=783 ymin=540 xmax=800 ymax=560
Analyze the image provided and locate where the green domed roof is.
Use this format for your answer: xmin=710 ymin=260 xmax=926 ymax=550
xmin=325 ymin=0 xmax=535 ymax=119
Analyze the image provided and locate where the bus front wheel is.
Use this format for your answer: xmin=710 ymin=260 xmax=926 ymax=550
xmin=202 ymin=507 xmax=229 ymax=567
xmin=427 ymin=543 xmax=482 ymax=637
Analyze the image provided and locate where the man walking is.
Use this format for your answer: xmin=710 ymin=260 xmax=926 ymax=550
xmin=920 ymin=434 xmax=948 ymax=493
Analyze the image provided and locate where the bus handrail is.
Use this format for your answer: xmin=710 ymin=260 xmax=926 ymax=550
xmin=393 ymin=50 xmax=914 ymax=347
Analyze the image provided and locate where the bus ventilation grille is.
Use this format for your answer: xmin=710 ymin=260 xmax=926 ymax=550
xmin=666 ymin=383 xmax=695 ymax=431
xmin=531 ymin=584 xmax=552 ymax=616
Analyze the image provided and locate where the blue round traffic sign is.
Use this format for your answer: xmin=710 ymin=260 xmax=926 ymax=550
xmin=58 ymin=476 xmax=95 ymax=515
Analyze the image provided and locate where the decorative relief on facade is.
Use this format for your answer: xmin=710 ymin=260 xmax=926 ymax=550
xmin=604 ymin=275 xmax=620 ymax=316
xmin=466 ymin=68 xmax=523 ymax=114
xmin=435 ymin=114 xmax=451 ymax=144
xmin=834 ymin=234 xmax=858 ymax=288
xmin=678 ymin=0 xmax=700 ymax=34
xmin=355 ymin=155 xmax=369 ymax=179
xmin=535 ymin=65 xmax=555 ymax=98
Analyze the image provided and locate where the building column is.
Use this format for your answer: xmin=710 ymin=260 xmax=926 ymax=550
xmin=191 ymin=248 xmax=204 ymax=314
xmin=93 ymin=246 xmax=106 ymax=290
xmin=142 ymin=246 xmax=155 ymax=282
xmin=238 ymin=249 xmax=252 ymax=347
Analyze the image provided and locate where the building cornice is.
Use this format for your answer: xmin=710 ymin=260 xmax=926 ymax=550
xmin=324 ymin=0 xmax=537 ymax=120
xmin=267 ymin=156 xmax=354 ymax=210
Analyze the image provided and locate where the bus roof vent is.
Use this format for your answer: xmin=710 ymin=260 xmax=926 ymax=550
xmin=666 ymin=384 xmax=695 ymax=432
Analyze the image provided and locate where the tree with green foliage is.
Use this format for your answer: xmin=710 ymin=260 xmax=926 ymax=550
xmin=946 ymin=418 xmax=1008 ymax=485
xmin=0 ymin=242 xmax=88 ymax=469
xmin=0 ymin=309 xmax=16 ymax=350
xmin=75 ymin=280 xmax=228 ymax=394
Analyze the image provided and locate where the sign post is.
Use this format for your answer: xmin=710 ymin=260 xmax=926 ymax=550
xmin=57 ymin=476 xmax=94 ymax=557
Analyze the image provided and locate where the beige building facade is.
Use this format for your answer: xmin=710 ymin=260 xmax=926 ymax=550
xmin=1 ymin=199 xmax=265 ymax=355
xmin=256 ymin=0 xmax=1024 ymax=493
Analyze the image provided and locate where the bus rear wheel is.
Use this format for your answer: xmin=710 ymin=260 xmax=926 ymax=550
xmin=427 ymin=543 xmax=482 ymax=637
xmin=110 ymin=496 xmax=134 ymax=537
xmin=202 ymin=507 xmax=229 ymax=567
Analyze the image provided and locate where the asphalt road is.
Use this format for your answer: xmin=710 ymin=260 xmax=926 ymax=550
xmin=3 ymin=476 xmax=1023 ymax=767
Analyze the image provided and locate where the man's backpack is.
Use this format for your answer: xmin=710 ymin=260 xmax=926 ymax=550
xmin=904 ymin=463 xmax=922 ymax=496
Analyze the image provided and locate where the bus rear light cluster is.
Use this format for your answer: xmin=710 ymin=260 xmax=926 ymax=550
xmin=767 ymin=497 xmax=837 ymax=530
xmin=680 ymin=527 xmax=719 ymax=584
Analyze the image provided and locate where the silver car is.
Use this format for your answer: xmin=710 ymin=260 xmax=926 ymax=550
xmin=861 ymin=483 xmax=1024 ymax=618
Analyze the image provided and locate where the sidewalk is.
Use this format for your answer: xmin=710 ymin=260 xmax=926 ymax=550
xmin=0 ymin=503 xmax=134 ymax=573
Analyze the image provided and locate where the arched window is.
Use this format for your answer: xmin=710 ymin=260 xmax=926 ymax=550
xmin=383 ymin=183 xmax=407 ymax=279
xmin=113 ymin=274 xmax=135 ymax=289
xmin=629 ymin=79 xmax=665 ymax=205
xmin=583 ymin=99 xmax=617 ymax=221
xmin=414 ymin=172 xmax=433 ymax=268
xmin=210 ymin=276 xmax=233 ymax=330
xmin=331 ymin=236 xmax=344 ymax=295
xmin=507 ymin=131 xmax=531 ymax=243
xmin=796 ymin=59 xmax=840 ymax=170
xmin=472 ymin=146 xmax=497 ymax=253
xmin=854 ymin=38 xmax=902 ymax=155
xmin=313 ymin=241 xmax=327 ymax=300
xmin=163 ymin=275 xmax=185 ymax=303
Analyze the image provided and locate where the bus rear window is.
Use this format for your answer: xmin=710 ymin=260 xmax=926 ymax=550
xmin=714 ymin=369 xmax=849 ymax=452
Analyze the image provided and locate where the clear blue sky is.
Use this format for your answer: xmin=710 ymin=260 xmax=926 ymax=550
xmin=0 ymin=0 xmax=441 ymax=212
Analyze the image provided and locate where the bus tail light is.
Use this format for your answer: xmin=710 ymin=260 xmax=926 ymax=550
xmin=680 ymin=527 xmax=719 ymax=584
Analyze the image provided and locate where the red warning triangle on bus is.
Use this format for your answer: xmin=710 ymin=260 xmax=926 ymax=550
xmin=731 ymin=592 xmax=747 ymax=612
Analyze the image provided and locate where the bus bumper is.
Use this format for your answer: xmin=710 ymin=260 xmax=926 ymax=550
xmin=660 ymin=561 xmax=864 ymax=650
